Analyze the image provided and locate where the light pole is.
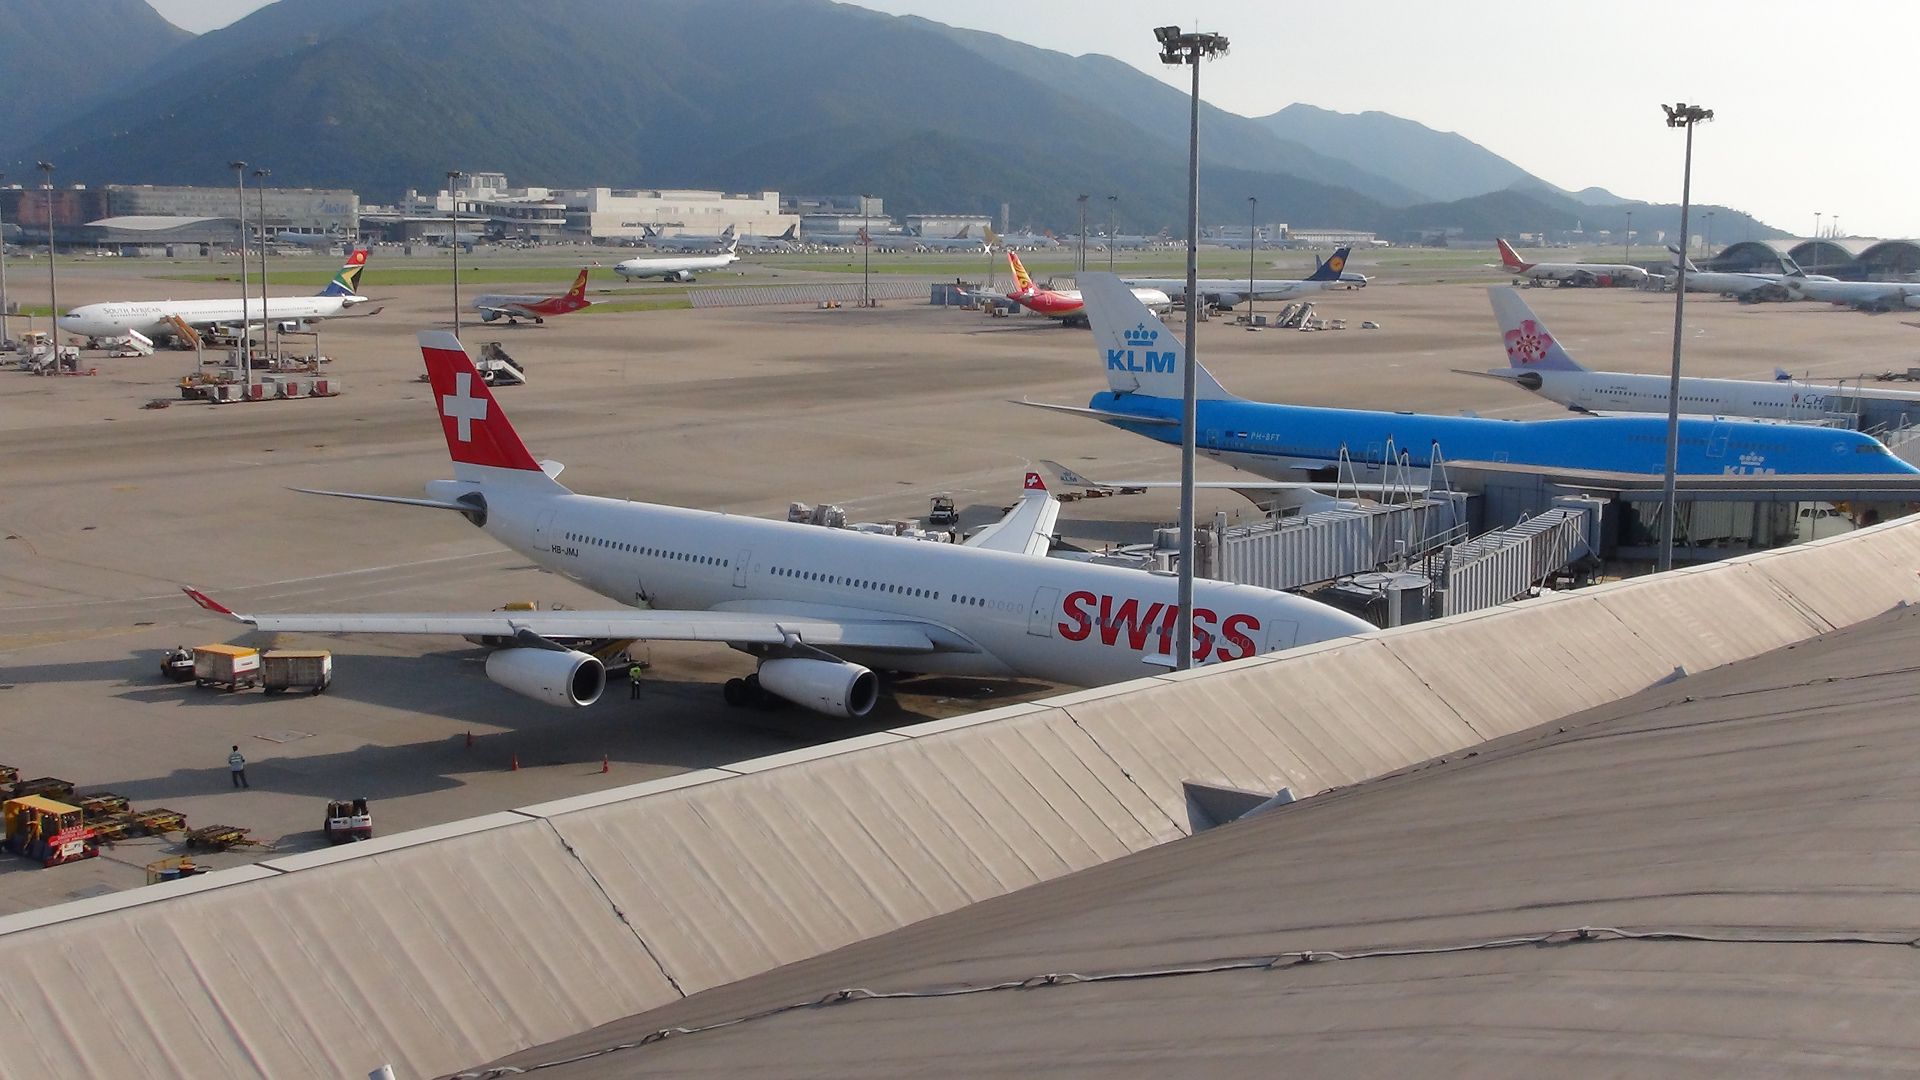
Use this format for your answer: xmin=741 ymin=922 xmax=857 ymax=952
xmin=446 ymin=170 xmax=463 ymax=336
xmin=1624 ymin=209 xmax=1633 ymax=264
xmin=229 ymin=161 xmax=250 ymax=375
xmin=1703 ymin=210 xmax=1715 ymax=259
xmin=1155 ymin=24 xmax=1230 ymax=671
xmin=36 ymin=161 xmax=55 ymax=345
xmin=1247 ymin=196 xmax=1257 ymax=324
xmin=859 ymin=192 xmax=872 ymax=307
xmin=0 ymin=172 xmax=10 ymax=346
xmin=1077 ymin=193 xmax=1089 ymax=273
xmin=1658 ymin=102 xmax=1713 ymax=574
xmin=253 ymin=167 xmax=270 ymax=356
xmin=1106 ymin=194 xmax=1116 ymax=271
xmin=1813 ymin=211 xmax=1822 ymax=271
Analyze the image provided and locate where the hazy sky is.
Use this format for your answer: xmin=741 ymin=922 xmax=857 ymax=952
xmin=148 ymin=0 xmax=1920 ymax=237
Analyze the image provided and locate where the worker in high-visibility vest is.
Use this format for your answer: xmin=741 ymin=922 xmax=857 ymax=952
xmin=628 ymin=661 xmax=645 ymax=700
xmin=228 ymin=745 xmax=249 ymax=789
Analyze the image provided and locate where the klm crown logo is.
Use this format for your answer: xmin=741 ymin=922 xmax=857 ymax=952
xmin=1108 ymin=322 xmax=1176 ymax=376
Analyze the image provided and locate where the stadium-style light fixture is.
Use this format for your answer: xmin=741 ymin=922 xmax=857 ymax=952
xmin=1657 ymin=102 xmax=1713 ymax=574
xmin=1155 ymin=25 xmax=1229 ymax=672
xmin=447 ymin=169 xmax=464 ymax=337
xmin=230 ymin=160 xmax=250 ymax=375
xmin=37 ymin=161 xmax=57 ymax=345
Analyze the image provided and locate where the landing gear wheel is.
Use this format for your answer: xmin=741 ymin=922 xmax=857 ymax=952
xmin=723 ymin=678 xmax=746 ymax=706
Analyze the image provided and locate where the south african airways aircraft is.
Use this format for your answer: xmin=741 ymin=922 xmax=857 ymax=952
xmin=182 ymin=330 xmax=1369 ymax=718
xmin=1026 ymin=273 xmax=1920 ymax=484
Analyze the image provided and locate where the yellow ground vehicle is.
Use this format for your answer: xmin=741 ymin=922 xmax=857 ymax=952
xmin=4 ymin=796 xmax=99 ymax=867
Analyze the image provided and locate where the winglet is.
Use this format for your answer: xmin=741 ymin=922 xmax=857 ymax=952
xmin=1023 ymin=470 xmax=1046 ymax=491
xmin=182 ymin=586 xmax=238 ymax=618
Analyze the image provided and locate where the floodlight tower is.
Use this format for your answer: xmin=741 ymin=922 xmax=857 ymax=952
xmin=1154 ymin=24 xmax=1229 ymax=671
xmin=1657 ymin=101 xmax=1713 ymax=574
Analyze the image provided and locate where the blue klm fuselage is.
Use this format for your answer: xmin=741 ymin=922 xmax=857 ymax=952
xmin=1088 ymin=391 xmax=1920 ymax=478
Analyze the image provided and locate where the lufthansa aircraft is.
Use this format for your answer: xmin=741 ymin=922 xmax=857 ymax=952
xmin=1027 ymin=273 xmax=1920 ymax=484
xmin=184 ymin=332 xmax=1371 ymax=717
xmin=1121 ymin=247 xmax=1363 ymax=310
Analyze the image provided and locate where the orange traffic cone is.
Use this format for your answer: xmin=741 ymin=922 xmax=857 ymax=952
xmin=601 ymin=754 xmax=610 ymax=774
xmin=510 ymin=753 xmax=520 ymax=772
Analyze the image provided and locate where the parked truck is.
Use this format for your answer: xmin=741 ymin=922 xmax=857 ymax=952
xmin=4 ymin=796 xmax=99 ymax=867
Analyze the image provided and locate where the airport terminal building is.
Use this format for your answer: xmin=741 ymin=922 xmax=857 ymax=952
xmin=377 ymin=175 xmax=796 ymax=243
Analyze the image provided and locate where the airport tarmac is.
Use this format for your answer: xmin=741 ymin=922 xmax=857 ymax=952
xmin=2 ymin=255 xmax=1914 ymax=913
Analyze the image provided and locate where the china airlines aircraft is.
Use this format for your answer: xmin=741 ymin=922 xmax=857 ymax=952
xmin=183 ymin=332 xmax=1370 ymax=717
xmin=1004 ymin=250 xmax=1171 ymax=326
xmin=59 ymin=249 xmax=373 ymax=340
xmin=1463 ymin=287 xmax=1920 ymax=420
xmin=1496 ymin=238 xmax=1648 ymax=287
xmin=472 ymin=268 xmax=593 ymax=324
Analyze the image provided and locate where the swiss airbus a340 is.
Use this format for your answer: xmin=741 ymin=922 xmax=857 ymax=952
xmin=184 ymin=332 xmax=1370 ymax=718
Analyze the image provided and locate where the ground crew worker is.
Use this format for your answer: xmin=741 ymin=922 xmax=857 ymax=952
xmin=628 ymin=660 xmax=645 ymax=699
xmin=228 ymin=745 xmax=249 ymax=789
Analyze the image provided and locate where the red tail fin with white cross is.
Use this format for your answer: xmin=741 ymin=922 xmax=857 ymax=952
xmin=418 ymin=331 xmax=544 ymax=474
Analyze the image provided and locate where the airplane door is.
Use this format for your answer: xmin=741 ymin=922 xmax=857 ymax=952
xmin=1706 ymin=422 xmax=1731 ymax=459
xmin=1204 ymin=428 xmax=1222 ymax=450
xmin=1266 ymin=620 xmax=1299 ymax=652
xmin=534 ymin=508 xmax=557 ymax=550
xmin=733 ymin=549 xmax=751 ymax=588
xmin=1027 ymin=587 xmax=1060 ymax=637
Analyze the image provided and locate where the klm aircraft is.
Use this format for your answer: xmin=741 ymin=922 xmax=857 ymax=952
xmin=1028 ymin=273 xmax=1920 ymax=483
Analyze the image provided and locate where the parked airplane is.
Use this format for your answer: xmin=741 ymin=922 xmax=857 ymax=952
xmin=1121 ymin=247 xmax=1362 ymax=310
xmin=646 ymin=225 xmax=736 ymax=253
xmin=908 ymin=224 xmax=993 ymax=252
xmin=181 ymin=332 xmax=1371 ymax=716
xmin=737 ymin=224 xmax=802 ymax=251
xmin=1667 ymin=247 xmax=1834 ymax=302
xmin=996 ymin=227 xmax=1063 ymax=249
xmin=1496 ymin=238 xmax=1649 ymax=287
xmin=1005 ymin=250 xmax=1171 ymax=326
xmin=613 ymin=240 xmax=739 ymax=282
xmin=59 ymin=249 xmax=374 ymax=341
xmin=1782 ymin=275 xmax=1920 ymax=313
xmin=274 ymin=230 xmax=346 ymax=251
xmin=472 ymin=268 xmax=593 ymax=324
xmin=1025 ymin=273 xmax=1920 ymax=483
xmin=1465 ymin=287 xmax=1920 ymax=421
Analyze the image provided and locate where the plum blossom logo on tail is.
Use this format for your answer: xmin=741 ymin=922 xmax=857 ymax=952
xmin=1504 ymin=319 xmax=1554 ymax=365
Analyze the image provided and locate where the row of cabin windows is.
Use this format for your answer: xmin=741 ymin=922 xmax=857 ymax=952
xmin=566 ymin=531 xmax=727 ymax=568
xmin=768 ymin=565 xmax=992 ymax=608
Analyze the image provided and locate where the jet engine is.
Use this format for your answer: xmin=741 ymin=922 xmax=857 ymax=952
xmin=672 ymin=270 xmax=694 ymax=283
xmin=755 ymin=658 xmax=879 ymax=718
xmin=1206 ymin=293 xmax=1243 ymax=312
xmin=484 ymin=647 xmax=605 ymax=707
xmin=480 ymin=309 xmax=503 ymax=322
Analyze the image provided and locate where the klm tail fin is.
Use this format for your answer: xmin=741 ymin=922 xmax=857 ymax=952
xmin=1080 ymin=272 xmax=1234 ymax=400
xmin=1006 ymin=250 xmax=1036 ymax=294
xmin=319 ymin=249 xmax=370 ymax=297
xmin=1307 ymin=246 xmax=1353 ymax=282
xmin=1487 ymin=287 xmax=1587 ymax=372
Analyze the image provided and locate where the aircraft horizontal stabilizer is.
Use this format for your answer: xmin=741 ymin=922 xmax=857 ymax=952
xmin=1013 ymin=399 xmax=1180 ymax=426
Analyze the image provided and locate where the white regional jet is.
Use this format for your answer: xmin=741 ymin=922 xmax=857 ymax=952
xmin=1466 ymin=286 xmax=1920 ymax=420
xmin=613 ymin=240 xmax=740 ymax=282
xmin=183 ymin=332 xmax=1370 ymax=717
xmin=1668 ymin=248 xmax=1835 ymax=302
xmin=59 ymin=249 xmax=373 ymax=340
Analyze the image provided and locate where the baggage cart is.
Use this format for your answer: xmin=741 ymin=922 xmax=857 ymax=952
xmin=323 ymin=797 xmax=373 ymax=844
xmin=193 ymin=644 xmax=260 ymax=690
xmin=262 ymin=649 xmax=332 ymax=694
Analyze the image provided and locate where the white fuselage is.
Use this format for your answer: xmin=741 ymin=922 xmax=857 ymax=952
xmin=1514 ymin=262 xmax=1649 ymax=285
xmin=59 ymin=294 xmax=360 ymax=339
xmin=1784 ymin=277 xmax=1920 ymax=310
xmin=613 ymin=251 xmax=739 ymax=280
xmin=1486 ymin=367 xmax=1882 ymax=421
xmin=452 ymin=481 xmax=1370 ymax=684
xmin=1122 ymin=276 xmax=1351 ymax=303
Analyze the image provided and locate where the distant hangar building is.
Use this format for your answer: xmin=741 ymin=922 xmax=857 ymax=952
xmin=381 ymin=174 xmax=797 ymax=243
xmin=106 ymin=184 xmax=358 ymax=240
xmin=1709 ymin=237 xmax=1920 ymax=281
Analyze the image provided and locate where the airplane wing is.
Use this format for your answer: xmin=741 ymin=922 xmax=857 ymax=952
xmin=474 ymin=305 xmax=517 ymax=318
xmin=183 ymin=588 xmax=948 ymax=653
xmin=1040 ymin=460 xmax=1408 ymax=496
xmin=1014 ymin=399 xmax=1180 ymax=426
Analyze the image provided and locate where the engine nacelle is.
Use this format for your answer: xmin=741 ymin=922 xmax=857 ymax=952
xmin=480 ymin=309 xmax=502 ymax=322
xmin=485 ymin=647 xmax=604 ymax=708
xmin=756 ymin=658 xmax=879 ymax=718
xmin=1208 ymin=293 xmax=1243 ymax=311
xmin=673 ymin=269 xmax=694 ymax=282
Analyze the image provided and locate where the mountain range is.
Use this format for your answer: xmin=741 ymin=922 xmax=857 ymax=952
xmin=2 ymin=0 xmax=1782 ymax=241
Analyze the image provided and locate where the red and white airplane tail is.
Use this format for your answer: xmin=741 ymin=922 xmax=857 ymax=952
xmin=1006 ymin=249 xmax=1037 ymax=294
xmin=418 ymin=331 xmax=563 ymax=487
xmin=564 ymin=267 xmax=590 ymax=303
xmin=1496 ymin=238 xmax=1534 ymax=271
